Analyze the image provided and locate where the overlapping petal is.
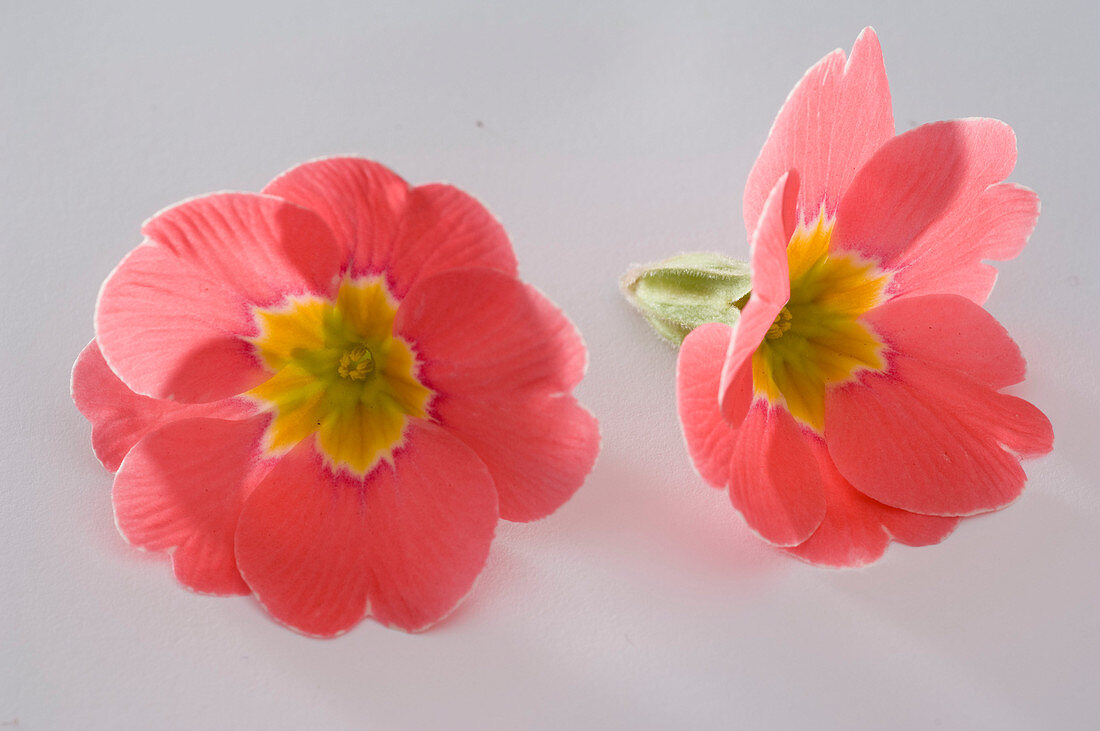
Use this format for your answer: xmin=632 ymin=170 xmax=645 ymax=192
xmin=784 ymin=445 xmax=959 ymax=567
xmin=72 ymin=340 xmax=254 ymax=471
xmin=263 ymin=157 xmax=518 ymax=298
xmin=263 ymin=156 xmax=407 ymax=274
xmin=396 ymin=268 xmax=586 ymax=397
xmin=729 ymin=404 xmax=826 ymax=547
xmin=883 ymin=182 xmax=1038 ymax=304
xmin=383 ymin=184 xmax=518 ymax=297
xmin=394 ymin=267 xmax=595 ymax=521
xmin=434 ymin=393 xmax=599 ymax=522
xmin=113 ymin=415 xmax=271 ymax=595
xmin=95 ymin=243 xmax=269 ymax=403
xmin=141 ymin=192 xmax=347 ymax=305
xmin=678 ymin=322 xmax=738 ymax=487
xmin=831 ymin=118 xmax=1024 ymax=303
xmin=720 ymin=171 xmax=797 ymax=426
xmin=826 ymin=295 xmax=1052 ymax=516
xmin=234 ymin=421 xmax=498 ymax=636
xmin=743 ymin=27 xmax=893 ymax=234
xmin=97 ymin=193 xmax=345 ymax=402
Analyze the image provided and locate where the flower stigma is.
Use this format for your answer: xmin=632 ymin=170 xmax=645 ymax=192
xmin=246 ymin=278 xmax=432 ymax=474
xmin=752 ymin=213 xmax=889 ymax=431
xmin=765 ymin=306 xmax=793 ymax=340
xmin=338 ymin=345 xmax=375 ymax=381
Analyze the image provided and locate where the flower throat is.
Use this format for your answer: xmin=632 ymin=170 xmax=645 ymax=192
xmin=247 ymin=278 xmax=432 ymax=474
xmin=751 ymin=214 xmax=888 ymax=431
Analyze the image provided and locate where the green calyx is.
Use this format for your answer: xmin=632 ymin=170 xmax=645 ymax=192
xmin=619 ymin=252 xmax=752 ymax=346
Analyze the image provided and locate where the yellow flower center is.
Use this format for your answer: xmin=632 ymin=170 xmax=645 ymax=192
xmin=751 ymin=213 xmax=888 ymax=431
xmin=246 ymin=278 xmax=432 ymax=474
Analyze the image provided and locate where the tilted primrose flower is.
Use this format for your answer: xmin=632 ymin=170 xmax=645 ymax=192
xmin=673 ymin=28 xmax=1053 ymax=566
xmin=73 ymin=157 xmax=600 ymax=636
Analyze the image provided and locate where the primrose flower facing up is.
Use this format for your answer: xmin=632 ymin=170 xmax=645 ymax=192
xmin=73 ymin=157 xmax=600 ymax=636
xmin=639 ymin=28 xmax=1052 ymax=566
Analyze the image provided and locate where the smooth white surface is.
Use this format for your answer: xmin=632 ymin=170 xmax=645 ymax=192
xmin=3 ymin=1 xmax=1098 ymax=728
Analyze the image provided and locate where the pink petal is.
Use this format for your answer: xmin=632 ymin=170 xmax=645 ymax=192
xmin=96 ymin=243 xmax=270 ymax=403
xmin=113 ymin=416 xmax=271 ymax=595
xmin=234 ymin=421 xmax=498 ymax=636
xmin=142 ymin=192 xmax=346 ymax=306
xmin=785 ymin=443 xmax=959 ymax=567
xmin=262 ymin=156 xmax=408 ymax=276
xmin=886 ymin=183 xmax=1039 ymax=304
xmin=382 ymin=183 xmax=519 ymax=298
xmin=677 ymin=322 xmax=738 ymax=487
xmin=72 ymin=340 xmax=254 ymax=472
xmin=720 ymin=171 xmax=796 ymax=426
xmin=743 ymin=27 xmax=893 ymax=234
xmin=435 ymin=393 xmax=599 ymax=522
xmin=264 ymin=158 xmax=518 ymax=298
xmin=729 ymin=404 xmax=826 ymax=547
xmin=825 ymin=295 xmax=1053 ymax=516
xmin=395 ymin=268 xmax=586 ymax=399
xmin=97 ymin=193 xmax=344 ymax=402
xmin=860 ymin=293 xmax=1026 ymax=390
xmin=826 ymin=368 xmax=1031 ymax=515
xmin=393 ymin=267 xmax=593 ymax=522
xmin=879 ymin=504 xmax=962 ymax=548
xmin=866 ymin=296 xmax=1052 ymax=458
xmin=832 ymin=118 xmax=1023 ymax=302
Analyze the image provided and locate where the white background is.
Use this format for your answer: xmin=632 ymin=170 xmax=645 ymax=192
xmin=3 ymin=1 xmax=1098 ymax=728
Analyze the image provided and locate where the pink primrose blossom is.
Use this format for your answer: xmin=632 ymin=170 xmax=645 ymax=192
xmin=677 ymin=28 xmax=1052 ymax=566
xmin=74 ymin=157 xmax=600 ymax=636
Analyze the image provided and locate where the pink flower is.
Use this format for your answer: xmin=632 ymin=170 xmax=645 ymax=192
xmin=677 ymin=29 xmax=1052 ymax=566
xmin=73 ymin=157 xmax=600 ymax=636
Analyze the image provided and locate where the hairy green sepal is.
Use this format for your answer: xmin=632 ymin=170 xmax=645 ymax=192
xmin=620 ymin=252 xmax=752 ymax=346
